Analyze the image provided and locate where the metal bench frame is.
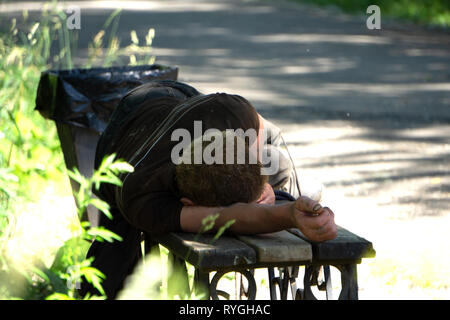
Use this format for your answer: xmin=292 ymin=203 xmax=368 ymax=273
xmin=157 ymin=224 xmax=375 ymax=300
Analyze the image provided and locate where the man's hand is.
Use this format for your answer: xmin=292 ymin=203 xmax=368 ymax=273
xmin=290 ymin=196 xmax=338 ymax=242
xmin=255 ymin=183 xmax=275 ymax=205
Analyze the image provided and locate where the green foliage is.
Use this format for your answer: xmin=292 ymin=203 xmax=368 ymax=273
xmin=291 ymin=0 xmax=450 ymax=27
xmin=0 ymin=1 xmax=158 ymax=300
xmin=44 ymin=154 xmax=133 ymax=299
xmin=0 ymin=154 xmax=133 ymax=300
xmin=85 ymin=8 xmax=155 ymax=68
xmin=0 ymin=15 xmax=64 ymax=204
xmin=0 ymin=3 xmax=156 ymax=208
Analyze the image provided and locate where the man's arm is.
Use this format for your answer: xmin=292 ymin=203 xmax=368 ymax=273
xmin=180 ymin=196 xmax=337 ymax=242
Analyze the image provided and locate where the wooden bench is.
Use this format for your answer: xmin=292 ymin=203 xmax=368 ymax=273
xmin=157 ymin=223 xmax=375 ymax=300
xmin=35 ymin=65 xmax=376 ymax=300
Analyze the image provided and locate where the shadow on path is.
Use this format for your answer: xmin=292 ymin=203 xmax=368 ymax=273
xmin=1 ymin=0 xmax=449 ymax=217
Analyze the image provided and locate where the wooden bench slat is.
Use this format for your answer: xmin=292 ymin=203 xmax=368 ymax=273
xmin=237 ymin=230 xmax=312 ymax=263
xmin=157 ymin=232 xmax=257 ymax=270
xmin=288 ymin=226 xmax=376 ymax=262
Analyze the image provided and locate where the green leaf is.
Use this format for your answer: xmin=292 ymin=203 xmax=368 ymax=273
xmin=80 ymin=221 xmax=91 ymax=230
xmin=46 ymin=293 xmax=75 ymax=300
xmin=50 ymin=237 xmax=91 ymax=274
xmin=213 ymin=219 xmax=235 ymax=242
xmin=103 ymin=173 xmax=123 ymax=186
xmin=81 ymin=267 xmax=105 ymax=296
xmin=109 ymin=161 xmax=134 ymax=173
xmin=98 ymin=153 xmax=117 ymax=172
xmin=88 ymin=198 xmax=112 ymax=219
xmin=200 ymin=213 xmax=219 ymax=233
xmin=67 ymin=167 xmax=84 ymax=185
xmin=130 ymin=30 xmax=139 ymax=45
xmin=102 ymin=8 xmax=122 ymax=30
xmin=87 ymin=227 xmax=123 ymax=243
xmin=30 ymin=266 xmax=49 ymax=283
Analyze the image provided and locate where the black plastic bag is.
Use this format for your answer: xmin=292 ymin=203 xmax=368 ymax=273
xmin=35 ymin=64 xmax=178 ymax=133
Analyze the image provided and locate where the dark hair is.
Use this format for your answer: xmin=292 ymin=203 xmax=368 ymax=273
xmin=175 ymin=132 xmax=267 ymax=206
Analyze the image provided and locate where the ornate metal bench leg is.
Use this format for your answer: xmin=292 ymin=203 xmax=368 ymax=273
xmin=279 ymin=268 xmax=289 ymax=299
xmin=304 ymin=264 xmax=358 ymax=300
xmin=323 ymin=265 xmax=333 ymax=300
xmin=303 ymin=265 xmax=333 ymax=300
xmin=237 ymin=269 xmax=254 ymax=299
xmin=315 ymin=265 xmax=333 ymax=300
xmin=303 ymin=265 xmax=319 ymax=300
xmin=268 ymin=267 xmax=279 ymax=300
xmin=336 ymin=264 xmax=358 ymax=300
xmin=210 ymin=270 xmax=256 ymax=300
xmin=268 ymin=266 xmax=301 ymax=300
xmin=288 ymin=266 xmax=301 ymax=300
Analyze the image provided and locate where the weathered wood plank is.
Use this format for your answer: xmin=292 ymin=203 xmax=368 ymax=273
xmin=157 ymin=233 xmax=257 ymax=270
xmin=237 ymin=230 xmax=312 ymax=263
xmin=288 ymin=226 xmax=376 ymax=262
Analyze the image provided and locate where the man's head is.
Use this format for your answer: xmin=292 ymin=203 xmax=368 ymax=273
xmin=175 ymin=131 xmax=267 ymax=207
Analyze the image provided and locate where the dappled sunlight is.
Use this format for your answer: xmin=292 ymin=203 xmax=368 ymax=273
xmin=401 ymin=48 xmax=449 ymax=58
xmin=279 ymin=58 xmax=357 ymax=75
xmin=249 ymin=33 xmax=391 ymax=45
xmin=357 ymin=216 xmax=450 ymax=299
xmin=279 ymin=121 xmax=449 ymax=216
xmin=1 ymin=0 xmax=448 ymax=300
xmin=4 ymin=187 xmax=79 ymax=269
xmin=246 ymin=82 xmax=450 ymax=99
xmin=323 ymin=82 xmax=450 ymax=95
xmin=187 ymin=75 xmax=310 ymax=107
xmin=0 ymin=1 xmax=233 ymax=14
xmin=204 ymin=56 xmax=357 ymax=74
xmin=276 ymin=120 xmax=450 ymax=298
xmin=116 ymin=252 xmax=169 ymax=300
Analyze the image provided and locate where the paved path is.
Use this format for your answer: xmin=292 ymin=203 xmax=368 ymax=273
xmin=72 ymin=0 xmax=450 ymax=215
xmin=2 ymin=0 xmax=449 ymax=299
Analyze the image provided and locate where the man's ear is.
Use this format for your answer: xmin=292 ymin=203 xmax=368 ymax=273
xmin=180 ymin=197 xmax=195 ymax=206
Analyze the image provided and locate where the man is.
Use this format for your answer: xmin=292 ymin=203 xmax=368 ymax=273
xmin=81 ymin=80 xmax=337 ymax=299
